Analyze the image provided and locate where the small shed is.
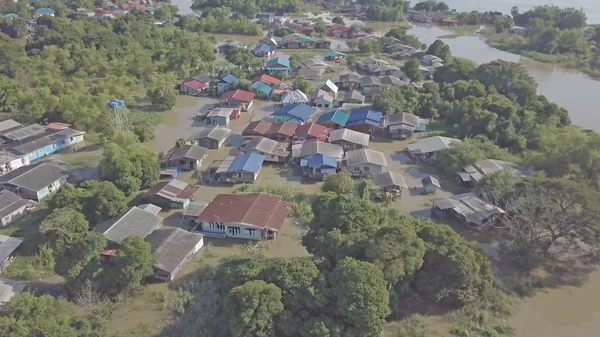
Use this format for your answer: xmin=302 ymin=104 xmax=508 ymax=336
xmin=206 ymin=108 xmax=237 ymax=126
xmin=376 ymin=171 xmax=408 ymax=195
xmin=421 ymin=175 xmax=441 ymax=194
xmin=190 ymin=127 xmax=231 ymax=149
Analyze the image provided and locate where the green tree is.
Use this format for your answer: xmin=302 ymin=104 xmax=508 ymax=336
xmin=293 ymin=75 xmax=311 ymax=94
xmin=474 ymin=60 xmax=537 ymax=105
xmin=226 ymin=48 xmax=256 ymax=68
xmin=346 ymin=39 xmax=358 ymax=51
xmin=332 ymin=16 xmax=345 ymax=25
xmin=110 ymin=236 xmax=155 ymax=295
xmin=436 ymin=138 xmax=513 ymax=175
xmin=357 ymin=39 xmax=380 ymax=54
xmin=426 ymin=39 xmax=452 ymax=63
xmin=224 ymin=280 xmax=284 ymax=337
xmin=175 ymin=138 xmax=187 ymax=148
xmin=79 ymin=181 xmax=129 ymax=224
xmin=322 ymin=171 xmax=355 ymax=195
xmin=403 ymin=58 xmax=422 ymax=82
xmin=385 ymin=27 xmax=407 ymax=39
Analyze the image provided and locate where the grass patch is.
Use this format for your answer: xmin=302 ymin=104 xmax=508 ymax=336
xmin=64 ymin=154 xmax=102 ymax=169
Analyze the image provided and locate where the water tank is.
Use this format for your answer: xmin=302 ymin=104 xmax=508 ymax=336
xmin=107 ymin=99 xmax=126 ymax=109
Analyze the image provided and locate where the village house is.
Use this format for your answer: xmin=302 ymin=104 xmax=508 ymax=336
xmin=3 ymin=124 xmax=85 ymax=163
xmin=251 ymin=43 xmax=276 ymax=57
xmin=281 ymin=89 xmax=309 ymax=105
xmin=0 ymin=151 xmax=28 ymax=176
xmin=345 ymin=106 xmax=383 ymax=135
xmin=335 ymin=90 xmax=365 ymax=106
xmin=95 ymin=205 xmax=164 ymax=245
xmin=35 ymin=8 xmax=55 ymax=18
xmin=310 ymin=90 xmax=334 ymax=109
xmin=456 ymin=159 xmax=527 ymax=186
xmin=253 ymin=74 xmax=281 ymax=87
xmin=266 ymin=122 xmax=298 ymax=142
xmin=335 ymin=72 xmax=361 ymax=90
xmin=179 ymin=79 xmax=208 ymax=96
xmin=430 ymin=193 xmax=505 ymax=227
xmin=406 ymin=136 xmax=462 ymax=161
xmin=189 ymin=127 xmax=231 ymax=149
xmin=195 ymin=193 xmax=290 ymax=240
xmin=379 ymin=76 xmax=410 ymax=87
xmin=240 ymin=137 xmax=290 ymax=163
xmin=299 ymin=141 xmax=344 ymax=161
xmin=251 ymin=81 xmax=273 ymax=97
xmin=256 ymin=13 xmax=270 ymax=20
xmin=158 ymin=145 xmax=208 ymax=171
xmin=219 ymin=89 xmax=255 ymax=111
xmin=317 ymin=110 xmax=349 ymax=129
xmin=357 ymin=57 xmax=390 ymax=74
xmin=328 ymin=128 xmax=370 ymax=151
xmin=145 ymin=227 xmax=204 ymax=282
xmin=440 ymin=18 xmax=459 ymax=26
xmin=0 ymin=119 xmax=23 ymax=136
xmin=422 ymin=175 xmax=441 ymax=194
xmin=206 ymin=108 xmax=239 ymax=126
xmin=294 ymin=123 xmax=330 ymax=142
xmin=0 ymin=190 xmax=33 ymax=227
xmin=272 ymin=104 xmax=318 ymax=124
xmin=217 ymin=74 xmax=239 ymax=94
xmin=421 ymin=54 xmax=444 ymax=66
xmin=326 ymin=24 xmax=351 ymax=38
xmin=266 ymin=57 xmax=291 ymax=76
xmin=376 ymin=171 xmax=408 ymax=196
xmin=212 ymin=153 xmax=265 ymax=184
xmin=301 ymin=154 xmax=338 ymax=179
xmin=0 ymin=236 xmax=25 ymax=275
xmin=315 ymin=79 xmax=338 ymax=96
xmin=419 ymin=66 xmax=432 ymax=79
xmin=215 ymin=42 xmax=245 ymax=54
xmin=242 ymin=120 xmax=272 ymax=139
xmin=344 ymin=148 xmax=388 ymax=177
xmin=411 ymin=12 xmax=432 ymax=23
xmin=299 ymin=58 xmax=335 ymax=72
xmin=384 ymin=43 xmax=418 ymax=54
xmin=146 ymin=179 xmax=201 ymax=209
xmin=358 ymin=75 xmax=382 ymax=96
xmin=0 ymin=161 xmax=68 ymax=202
xmin=323 ymin=50 xmax=347 ymax=64
xmin=383 ymin=112 xmax=427 ymax=139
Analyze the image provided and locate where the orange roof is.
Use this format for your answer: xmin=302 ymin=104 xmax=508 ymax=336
xmin=219 ymin=89 xmax=255 ymax=103
xmin=268 ymin=122 xmax=298 ymax=138
xmin=294 ymin=123 xmax=330 ymax=141
xmin=243 ymin=120 xmax=272 ymax=137
xmin=252 ymin=74 xmax=281 ymax=86
xmin=47 ymin=122 xmax=71 ymax=130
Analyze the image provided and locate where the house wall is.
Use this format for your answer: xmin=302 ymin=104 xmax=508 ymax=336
xmin=170 ymin=198 xmax=191 ymax=209
xmin=348 ymin=163 xmax=384 ymax=177
xmin=247 ymin=150 xmax=282 ymax=163
xmin=217 ymin=83 xmax=232 ymax=93
xmin=217 ymin=171 xmax=258 ymax=183
xmin=196 ymin=138 xmax=219 ymax=149
xmin=25 ymin=135 xmax=84 ymax=162
xmin=200 ymin=221 xmax=264 ymax=240
xmin=0 ymin=204 xmax=29 ymax=227
xmin=331 ymin=140 xmax=365 ymax=151
xmin=208 ymin=116 xmax=229 ymax=126
xmin=34 ymin=176 xmax=67 ymax=201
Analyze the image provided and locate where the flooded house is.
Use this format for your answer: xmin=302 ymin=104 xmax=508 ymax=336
xmin=242 ymin=120 xmax=272 ymax=139
xmin=345 ymin=106 xmax=383 ymax=135
xmin=430 ymin=193 xmax=505 ymax=227
xmin=0 ymin=190 xmax=34 ymax=227
xmin=0 ymin=150 xmax=28 ymax=176
xmin=212 ymin=153 xmax=265 ymax=184
xmin=383 ymin=112 xmax=427 ymax=139
xmin=456 ymin=159 xmax=527 ymax=186
xmin=146 ymin=179 xmax=200 ymax=209
xmin=297 ymin=67 xmax=325 ymax=80
xmin=251 ymin=43 xmax=276 ymax=57
xmin=323 ymin=50 xmax=347 ymax=64
xmin=328 ymin=128 xmax=370 ymax=151
xmin=376 ymin=171 xmax=408 ymax=196
xmin=310 ymin=90 xmax=334 ymax=109
xmin=0 ymin=161 xmax=69 ymax=202
xmin=217 ymin=74 xmax=239 ymax=94
xmin=421 ymin=175 xmax=441 ymax=194
xmin=158 ymin=145 xmax=208 ymax=171
xmin=315 ymin=79 xmax=339 ymax=96
xmin=218 ymin=89 xmax=255 ymax=111
xmin=253 ymin=74 xmax=281 ymax=87
xmin=189 ymin=127 xmax=231 ymax=149
xmin=251 ymin=81 xmax=273 ymax=97
xmin=378 ymin=76 xmax=409 ymax=88
xmin=358 ymin=75 xmax=382 ymax=96
xmin=265 ymin=57 xmax=291 ymax=76
xmin=280 ymin=89 xmax=309 ymax=105
xmin=145 ymin=227 xmax=204 ymax=282
xmin=294 ymin=123 xmax=330 ymax=142
xmin=195 ymin=193 xmax=290 ymax=240
xmin=301 ymin=154 xmax=338 ymax=179
xmin=205 ymin=108 xmax=239 ymax=126
xmin=272 ymin=104 xmax=318 ymax=124
xmin=3 ymin=123 xmax=85 ymax=163
xmin=300 ymin=141 xmax=344 ymax=161
xmin=179 ymin=79 xmax=208 ymax=96
xmin=406 ymin=136 xmax=461 ymax=161
xmin=266 ymin=122 xmax=298 ymax=142
xmin=316 ymin=110 xmax=349 ymax=130
xmin=95 ymin=205 xmax=164 ymax=245
xmin=0 ymin=235 xmax=24 ymax=274
xmin=384 ymin=43 xmax=418 ymax=54
xmin=344 ymin=148 xmax=388 ymax=177
xmin=421 ymin=54 xmax=444 ymax=66
xmin=240 ymin=137 xmax=290 ymax=163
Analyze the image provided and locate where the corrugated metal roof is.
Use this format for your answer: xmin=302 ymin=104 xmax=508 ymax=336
xmin=407 ymin=136 xmax=461 ymax=155
xmin=430 ymin=193 xmax=505 ymax=226
xmin=345 ymin=149 xmax=388 ymax=167
xmin=317 ymin=110 xmax=349 ymax=127
xmin=301 ymin=141 xmax=343 ymax=159
xmin=0 ymin=235 xmax=24 ymax=263
xmin=376 ymin=171 xmax=408 ymax=189
xmin=228 ymin=153 xmax=265 ymax=173
xmin=145 ymin=227 xmax=203 ymax=275
xmin=95 ymin=206 xmax=164 ymax=244
xmin=147 ymin=179 xmax=200 ymax=203
xmin=328 ymin=128 xmax=370 ymax=147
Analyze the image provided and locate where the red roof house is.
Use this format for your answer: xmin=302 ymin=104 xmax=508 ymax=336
xmin=252 ymin=74 xmax=281 ymax=86
xmin=180 ymin=79 xmax=208 ymax=95
xmin=47 ymin=122 xmax=71 ymax=130
xmin=147 ymin=179 xmax=201 ymax=209
xmin=294 ymin=123 xmax=330 ymax=142
xmin=219 ymin=89 xmax=256 ymax=111
xmin=242 ymin=120 xmax=273 ymax=138
xmin=266 ymin=122 xmax=298 ymax=142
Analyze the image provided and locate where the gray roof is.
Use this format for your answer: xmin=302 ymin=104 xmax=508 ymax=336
xmin=430 ymin=193 xmax=505 ymax=226
xmin=345 ymin=149 xmax=388 ymax=167
xmin=145 ymin=227 xmax=203 ymax=275
xmin=386 ymin=112 xmax=420 ymax=127
xmin=184 ymin=201 xmax=208 ymax=217
xmin=329 ymin=128 xmax=370 ymax=147
xmin=2 ymin=124 xmax=46 ymax=141
xmin=169 ymin=145 xmax=208 ymax=161
xmin=0 ymin=190 xmax=32 ymax=220
xmin=0 ymin=235 xmax=24 ymax=263
xmin=359 ymin=76 xmax=381 ymax=87
xmin=378 ymin=76 xmax=409 ymax=87
xmin=376 ymin=171 xmax=408 ymax=189
xmin=0 ymin=120 xmax=22 ymax=134
xmin=315 ymin=79 xmax=338 ymax=94
xmin=190 ymin=127 xmax=231 ymax=141
xmin=137 ymin=203 xmax=162 ymax=215
xmin=338 ymin=72 xmax=360 ymax=83
xmin=301 ymin=141 xmax=344 ymax=159
xmin=8 ymin=128 xmax=85 ymax=155
xmin=0 ymin=278 xmax=26 ymax=308
xmin=95 ymin=206 xmax=164 ymax=244
xmin=0 ymin=161 xmax=69 ymax=192
xmin=460 ymin=159 xmax=524 ymax=183
xmin=407 ymin=136 xmax=461 ymax=155
xmin=242 ymin=137 xmax=288 ymax=156
xmin=298 ymin=67 xmax=325 ymax=78
xmin=343 ymin=90 xmax=365 ymax=102
xmin=207 ymin=108 xmax=234 ymax=118
xmin=0 ymin=150 xmax=21 ymax=165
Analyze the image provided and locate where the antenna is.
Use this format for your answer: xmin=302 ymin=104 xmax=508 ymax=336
xmin=106 ymin=99 xmax=129 ymax=132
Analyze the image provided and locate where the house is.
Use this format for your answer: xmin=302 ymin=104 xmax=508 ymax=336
xmin=251 ymin=81 xmax=273 ymax=97
xmin=159 ymin=145 xmax=208 ymax=171
xmin=376 ymin=171 xmax=408 ymax=195
xmin=406 ymin=136 xmax=462 ymax=161
xmin=94 ymin=9 xmax=114 ymax=18
xmin=147 ymin=179 xmax=201 ymax=209
xmin=294 ymin=123 xmax=330 ymax=142
xmin=213 ymin=153 xmax=265 ymax=184
xmin=0 ymin=119 xmax=23 ymax=136
xmin=421 ymin=54 xmax=443 ymax=66
xmin=217 ymin=75 xmax=239 ymax=94
xmin=300 ymin=141 xmax=344 ymax=160
xmin=189 ymin=127 xmax=231 ymax=149
xmin=252 ymin=43 xmax=276 ymax=57
xmin=242 ymin=120 xmax=272 ymax=139
xmin=384 ymin=43 xmax=418 ymax=54
xmin=0 ymin=151 xmax=28 ymax=176
xmin=266 ymin=122 xmax=298 ymax=142
xmin=335 ymin=90 xmax=365 ymax=106
xmin=323 ymin=50 xmax=347 ymax=63
xmin=345 ymin=106 xmax=383 ymax=134
xmin=280 ymin=89 xmax=309 ymax=105
xmin=266 ymin=57 xmax=291 ymax=76
xmin=253 ymin=74 xmax=281 ymax=87
xmin=240 ymin=138 xmax=289 ymax=163
xmin=329 ymin=128 xmax=370 ymax=151
xmin=206 ymin=108 xmax=238 ymax=126
xmin=145 ymin=227 xmax=203 ymax=282
xmin=0 ymin=190 xmax=33 ymax=227
xmin=310 ymin=90 xmax=334 ymax=109
xmin=456 ymin=159 xmax=527 ymax=186
xmin=357 ymin=57 xmax=390 ymax=74
xmin=317 ymin=110 xmax=349 ymax=129
xmin=421 ymin=175 xmax=441 ymax=194
xmin=512 ymin=26 xmax=526 ymax=35
xmin=272 ymin=104 xmax=318 ymax=124
xmin=315 ymin=79 xmax=338 ymax=96
xmin=219 ymin=90 xmax=255 ymax=111
xmin=301 ymin=154 xmax=337 ymax=179
xmin=430 ymin=193 xmax=505 ymax=227
xmin=358 ymin=76 xmax=382 ymax=96
xmin=378 ymin=76 xmax=410 ymax=87
xmin=0 ymin=235 xmax=24 ymax=273
xmin=384 ymin=112 xmax=427 ymax=139
xmin=0 ymin=277 xmax=26 ymax=307
xmin=327 ymin=24 xmax=351 ymax=38
xmin=391 ymin=69 xmax=407 ymax=79
xmin=35 ymin=8 xmax=55 ymax=17
xmin=411 ymin=13 xmax=432 ymax=23
xmin=335 ymin=72 xmax=361 ymax=90
xmin=179 ymin=80 xmax=208 ymax=96
xmin=256 ymin=13 xmax=270 ymax=20
xmin=344 ymin=148 xmax=388 ymax=177
xmin=297 ymin=67 xmax=325 ymax=80
xmin=195 ymin=193 xmax=290 ymax=240
xmin=441 ymin=18 xmax=459 ymax=26
xmin=0 ymin=161 xmax=68 ymax=202
xmin=216 ymin=42 xmax=244 ymax=54
xmin=4 ymin=126 xmax=85 ymax=163
xmin=370 ymin=64 xmax=399 ymax=77
xmin=419 ymin=66 xmax=432 ymax=79
xmin=96 ymin=205 xmax=164 ymax=245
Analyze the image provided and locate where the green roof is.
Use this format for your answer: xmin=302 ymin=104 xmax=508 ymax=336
xmin=251 ymin=81 xmax=272 ymax=96
xmin=299 ymin=37 xmax=317 ymax=43
xmin=323 ymin=50 xmax=347 ymax=58
xmin=317 ymin=110 xmax=349 ymax=126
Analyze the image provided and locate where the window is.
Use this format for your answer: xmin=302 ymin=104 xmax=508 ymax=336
xmin=364 ymin=166 xmax=370 ymax=171
xmin=245 ymin=228 xmax=256 ymax=236
xmin=228 ymin=226 xmax=241 ymax=235
xmin=354 ymin=167 xmax=360 ymax=171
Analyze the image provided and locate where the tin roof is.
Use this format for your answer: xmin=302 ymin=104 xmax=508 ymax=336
xmin=294 ymin=123 xmax=330 ymax=141
xmin=219 ymin=89 xmax=255 ymax=103
xmin=345 ymin=148 xmax=388 ymax=167
xmin=147 ymin=179 xmax=200 ymax=203
xmin=328 ymin=128 xmax=370 ymax=147
xmin=228 ymin=153 xmax=265 ymax=173
xmin=268 ymin=122 xmax=298 ymax=137
xmin=243 ymin=120 xmax=272 ymax=137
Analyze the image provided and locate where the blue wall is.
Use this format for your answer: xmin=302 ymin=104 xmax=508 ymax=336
xmin=27 ymin=141 xmax=64 ymax=162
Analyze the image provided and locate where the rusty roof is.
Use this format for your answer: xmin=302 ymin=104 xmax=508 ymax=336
xmin=294 ymin=123 xmax=330 ymax=141
xmin=242 ymin=120 xmax=272 ymax=137
xmin=268 ymin=122 xmax=298 ymax=137
xmin=197 ymin=193 xmax=290 ymax=231
xmin=147 ymin=179 xmax=200 ymax=203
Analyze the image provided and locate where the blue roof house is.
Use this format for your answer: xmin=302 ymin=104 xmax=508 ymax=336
xmin=3 ymin=13 xmax=19 ymax=19
xmin=346 ymin=106 xmax=383 ymax=135
xmin=252 ymin=43 xmax=276 ymax=57
xmin=251 ymin=81 xmax=273 ymax=97
xmin=271 ymin=104 xmax=318 ymax=124
xmin=301 ymin=154 xmax=338 ymax=179
xmin=217 ymin=75 xmax=239 ymax=94
xmin=35 ymin=8 xmax=55 ymax=17
xmin=266 ymin=57 xmax=291 ymax=77
xmin=214 ymin=153 xmax=265 ymax=184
